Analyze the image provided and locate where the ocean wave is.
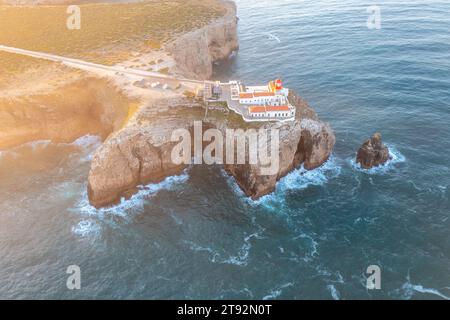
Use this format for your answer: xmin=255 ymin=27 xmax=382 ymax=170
xmin=0 ymin=139 xmax=51 ymax=158
xmin=183 ymin=228 xmax=265 ymax=267
xmin=27 ymin=139 xmax=52 ymax=151
xmin=400 ymin=282 xmax=450 ymax=300
xmin=247 ymin=155 xmax=341 ymax=207
xmin=72 ymin=219 xmax=101 ymax=238
xmin=327 ymin=284 xmax=341 ymax=300
xmin=262 ymin=282 xmax=294 ymax=300
xmin=350 ymin=144 xmax=406 ymax=175
xmin=223 ymin=230 xmax=264 ymax=266
xmin=72 ymin=170 xmax=190 ymax=219
xmin=292 ymin=233 xmax=319 ymax=262
xmin=183 ymin=241 xmax=221 ymax=262
xmin=217 ymin=287 xmax=254 ymax=299
xmin=392 ymin=272 xmax=450 ymax=300
xmin=0 ymin=140 xmax=52 ymax=164
xmin=67 ymin=135 xmax=102 ymax=161
xmin=263 ymin=32 xmax=281 ymax=43
xmin=0 ymin=135 xmax=101 ymax=163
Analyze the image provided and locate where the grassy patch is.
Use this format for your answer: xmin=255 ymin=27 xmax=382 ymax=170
xmin=0 ymin=0 xmax=225 ymax=75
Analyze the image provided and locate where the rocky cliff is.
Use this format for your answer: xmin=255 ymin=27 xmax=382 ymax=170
xmin=86 ymin=2 xmax=335 ymax=208
xmin=0 ymin=77 xmax=130 ymax=149
xmin=166 ymin=0 xmax=239 ymax=80
xmin=224 ymin=118 xmax=335 ymax=200
xmin=87 ymin=93 xmax=335 ymax=208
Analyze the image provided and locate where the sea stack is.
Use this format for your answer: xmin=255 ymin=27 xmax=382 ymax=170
xmin=356 ymin=133 xmax=391 ymax=169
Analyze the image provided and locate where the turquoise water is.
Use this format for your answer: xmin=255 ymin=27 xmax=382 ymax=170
xmin=0 ymin=0 xmax=449 ymax=299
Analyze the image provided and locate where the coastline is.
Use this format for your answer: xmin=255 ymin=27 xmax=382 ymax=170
xmin=0 ymin=0 xmax=232 ymax=148
xmin=0 ymin=0 xmax=335 ymax=206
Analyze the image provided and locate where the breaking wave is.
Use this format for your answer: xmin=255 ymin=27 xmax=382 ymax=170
xmin=0 ymin=139 xmax=51 ymax=159
xmin=0 ymin=135 xmax=101 ymax=162
xmin=73 ymin=170 xmax=190 ymax=219
xmin=275 ymin=156 xmax=341 ymax=192
xmin=66 ymin=135 xmax=102 ymax=161
xmin=229 ymin=155 xmax=341 ymax=206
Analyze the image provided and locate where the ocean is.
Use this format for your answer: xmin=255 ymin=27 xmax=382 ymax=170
xmin=0 ymin=0 xmax=449 ymax=299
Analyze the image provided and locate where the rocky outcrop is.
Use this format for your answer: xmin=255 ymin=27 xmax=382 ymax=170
xmin=224 ymin=118 xmax=335 ymax=199
xmin=356 ymin=132 xmax=391 ymax=169
xmin=87 ymin=112 xmax=194 ymax=207
xmin=166 ymin=0 xmax=239 ymax=80
xmin=87 ymin=93 xmax=335 ymax=208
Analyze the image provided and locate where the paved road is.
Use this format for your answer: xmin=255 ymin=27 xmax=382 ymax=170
xmin=0 ymin=44 xmax=214 ymax=85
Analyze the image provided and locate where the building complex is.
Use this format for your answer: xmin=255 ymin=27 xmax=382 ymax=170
xmin=206 ymin=79 xmax=296 ymax=122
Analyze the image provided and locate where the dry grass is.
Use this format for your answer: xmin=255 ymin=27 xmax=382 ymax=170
xmin=0 ymin=0 xmax=225 ymax=77
xmin=157 ymin=67 xmax=170 ymax=75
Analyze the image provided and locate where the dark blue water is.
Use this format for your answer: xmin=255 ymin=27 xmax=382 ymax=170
xmin=0 ymin=0 xmax=449 ymax=299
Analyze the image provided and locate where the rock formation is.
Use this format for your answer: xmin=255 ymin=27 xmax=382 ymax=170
xmin=85 ymin=1 xmax=335 ymax=208
xmin=166 ymin=0 xmax=239 ymax=80
xmin=356 ymin=132 xmax=391 ymax=169
xmin=0 ymin=0 xmax=336 ymax=207
xmin=87 ymin=109 xmax=195 ymax=207
xmin=87 ymin=93 xmax=335 ymax=208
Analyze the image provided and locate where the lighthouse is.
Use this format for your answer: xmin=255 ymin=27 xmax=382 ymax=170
xmin=268 ymin=79 xmax=283 ymax=93
xmin=275 ymin=79 xmax=283 ymax=91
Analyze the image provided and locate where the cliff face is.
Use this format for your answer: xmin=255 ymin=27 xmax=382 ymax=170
xmin=0 ymin=78 xmax=130 ymax=149
xmin=87 ymin=94 xmax=335 ymax=208
xmin=88 ymin=111 xmax=194 ymax=207
xmin=224 ymin=118 xmax=335 ymax=200
xmin=166 ymin=0 xmax=239 ymax=80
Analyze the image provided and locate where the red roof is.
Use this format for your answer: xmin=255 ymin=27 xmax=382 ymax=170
xmin=239 ymin=93 xmax=253 ymax=99
xmin=266 ymin=105 xmax=290 ymax=112
xmin=249 ymin=106 xmax=266 ymax=113
xmin=253 ymin=92 xmax=275 ymax=97
xmin=249 ymin=105 xmax=291 ymax=113
xmin=239 ymin=92 xmax=275 ymax=99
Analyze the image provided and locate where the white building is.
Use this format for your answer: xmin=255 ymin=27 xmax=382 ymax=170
xmin=248 ymin=105 xmax=295 ymax=119
xmin=226 ymin=79 xmax=296 ymax=122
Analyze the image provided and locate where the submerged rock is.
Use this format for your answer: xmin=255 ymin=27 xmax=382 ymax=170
xmin=356 ymin=133 xmax=391 ymax=169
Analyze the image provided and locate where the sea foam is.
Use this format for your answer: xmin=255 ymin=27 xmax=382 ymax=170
xmin=400 ymin=281 xmax=450 ymax=300
xmin=234 ymin=155 xmax=342 ymax=207
xmin=262 ymin=283 xmax=294 ymax=300
xmin=72 ymin=219 xmax=102 ymax=238
xmin=73 ymin=170 xmax=190 ymax=219
xmin=327 ymin=284 xmax=341 ymax=300
xmin=69 ymin=135 xmax=102 ymax=158
xmin=183 ymin=227 xmax=265 ymax=267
